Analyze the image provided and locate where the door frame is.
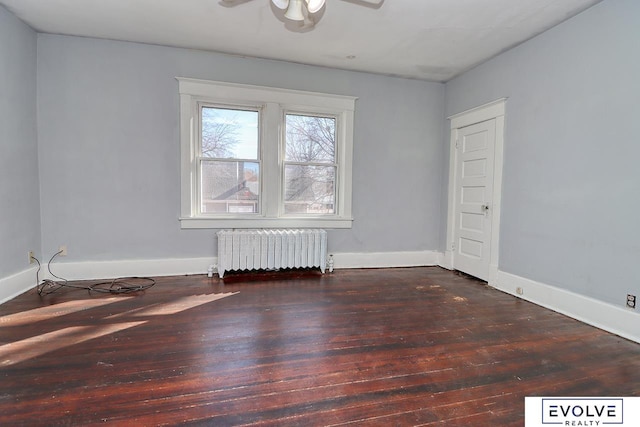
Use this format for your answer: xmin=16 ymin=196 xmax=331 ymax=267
xmin=444 ymin=98 xmax=506 ymax=285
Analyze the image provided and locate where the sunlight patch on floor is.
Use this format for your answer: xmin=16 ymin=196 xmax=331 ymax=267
xmin=0 ymin=297 xmax=130 ymax=326
xmin=109 ymin=292 xmax=239 ymax=317
xmin=0 ymin=321 xmax=146 ymax=366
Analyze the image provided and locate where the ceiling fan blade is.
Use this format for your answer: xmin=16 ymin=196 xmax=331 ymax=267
xmin=340 ymin=0 xmax=384 ymax=8
xmin=219 ymin=0 xmax=256 ymax=7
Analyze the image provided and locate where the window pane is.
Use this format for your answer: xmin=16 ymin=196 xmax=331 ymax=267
xmin=284 ymin=165 xmax=335 ymax=214
xmin=201 ymin=107 xmax=258 ymax=159
xmin=201 ymin=161 xmax=260 ymax=214
xmin=285 ymin=114 xmax=335 ymax=163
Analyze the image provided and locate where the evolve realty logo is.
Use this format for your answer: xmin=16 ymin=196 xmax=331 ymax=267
xmin=525 ymin=397 xmax=640 ymax=427
xmin=542 ymin=398 xmax=622 ymax=425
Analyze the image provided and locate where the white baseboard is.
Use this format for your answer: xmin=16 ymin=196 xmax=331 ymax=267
xmin=438 ymin=250 xmax=454 ymax=270
xmin=0 ymin=267 xmax=38 ymax=305
xmin=331 ymin=250 xmax=440 ymax=269
xmin=0 ymin=258 xmax=215 ymax=304
xmin=45 ymin=251 xmax=441 ymax=281
xmin=0 ymin=251 xmax=444 ymax=305
xmin=494 ymin=270 xmax=640 ymax=344
xmin=39 ymin=257 xmax=216 ymax=282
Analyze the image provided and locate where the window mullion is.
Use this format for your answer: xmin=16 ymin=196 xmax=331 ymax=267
xmin=261 ymin=102 xmax=281 ymax=218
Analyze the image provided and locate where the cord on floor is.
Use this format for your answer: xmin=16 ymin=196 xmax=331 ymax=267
xmin=31 ymin=251 xmax=155 ymax=295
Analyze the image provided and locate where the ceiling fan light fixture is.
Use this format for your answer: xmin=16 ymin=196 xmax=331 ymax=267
xmin=283 ymin=0 xmax=305 ymax=21
xmin=271 ymin=0 xmax=289 ymax=10
xmin=305 ymin=0 xmax=325 ymax=14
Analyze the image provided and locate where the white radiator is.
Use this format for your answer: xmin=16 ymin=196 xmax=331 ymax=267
xmin=216 ymin=229 xmax=327 ymax=278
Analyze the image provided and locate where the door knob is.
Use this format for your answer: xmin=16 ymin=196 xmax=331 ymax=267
xmin=481 ymin=204 xmax=490 ymax=211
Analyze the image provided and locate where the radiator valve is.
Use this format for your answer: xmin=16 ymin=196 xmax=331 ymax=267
xmin=207 ymin=265 xmax=215 ymax=278
xmin=328 ymin=254 xmax=334 ymax=273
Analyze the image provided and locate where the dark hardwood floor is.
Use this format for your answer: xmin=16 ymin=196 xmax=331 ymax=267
xmin=1 ymin=267 xmax=639 ymax=426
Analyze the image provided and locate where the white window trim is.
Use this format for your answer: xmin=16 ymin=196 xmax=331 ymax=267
xmin=177 ymin=77 xmax=356 ymax=229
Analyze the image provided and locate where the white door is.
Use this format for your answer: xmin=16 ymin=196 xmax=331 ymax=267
xmin=452 ymin=118 xmax=496 ymax=281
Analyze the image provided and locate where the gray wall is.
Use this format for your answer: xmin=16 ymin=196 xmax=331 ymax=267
xmin=0 ymin=6 xmax=40 ymax=278
xmin=445 ymin=0 xmax=640 ymax=306
xmin=36 ymin=35 xmax=445 ymax=262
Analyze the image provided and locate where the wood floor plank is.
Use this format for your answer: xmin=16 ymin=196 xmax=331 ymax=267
xmin=1 ymin=267 xmax=639 ymax=425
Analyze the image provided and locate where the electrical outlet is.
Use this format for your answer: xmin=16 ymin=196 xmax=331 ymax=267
xmin=59 ymin=245 xmax=68 ymax=256
xmin=627 ymin=294 xmax=636 ymax=309
xmin=28 ymin=251 xmax=35 ymax=264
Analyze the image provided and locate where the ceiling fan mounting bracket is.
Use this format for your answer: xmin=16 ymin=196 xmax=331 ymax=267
xmin=221 ymin=0 xmax=383 ymax=29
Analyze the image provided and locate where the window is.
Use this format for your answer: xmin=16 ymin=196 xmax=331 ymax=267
xmin=284 ymin=113 xmax=336 ymax=215
xmin=200 ymin=106 xmax=260 ymax=215
xmin=178 ymin=78 xmax=356 ymax=229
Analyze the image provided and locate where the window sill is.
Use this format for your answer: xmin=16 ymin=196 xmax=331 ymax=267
xmin=179 ymin=216 xmax=353 ymax=229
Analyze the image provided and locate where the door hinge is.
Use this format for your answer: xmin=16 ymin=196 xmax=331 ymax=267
xmin=455 ymin=139 xmax=459 ymax=149
xmin=451 ymin=241 xmax=456 ymax=251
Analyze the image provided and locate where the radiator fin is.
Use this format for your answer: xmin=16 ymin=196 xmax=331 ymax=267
xmin=217 ymin=229 xmax=327 ymax=278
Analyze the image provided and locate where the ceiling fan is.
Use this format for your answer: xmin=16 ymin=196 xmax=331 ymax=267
xmin=221 ymin=0 xmax=384 ymax=30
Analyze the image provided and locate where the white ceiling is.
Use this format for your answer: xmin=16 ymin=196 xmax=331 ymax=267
xmin=0 ymin=0 xmax=601 ymax=82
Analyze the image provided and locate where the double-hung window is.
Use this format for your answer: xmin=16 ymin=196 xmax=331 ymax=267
xmin=178 ymin=78 xmax=356 ymax=229
xmin=199 ymin=106 xmax=261 ymax=215
xmin=284 ymin=113 xmax=337 ymax=215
